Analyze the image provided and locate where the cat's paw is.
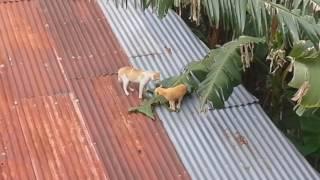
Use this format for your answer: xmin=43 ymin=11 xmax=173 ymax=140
xmin=169 ymin=108 xmax=176 ymax=112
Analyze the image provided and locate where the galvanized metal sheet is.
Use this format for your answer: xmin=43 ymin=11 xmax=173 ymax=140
xmin=98 ymin=0 xmax=208 ymax=60
xmin=155 ymin=99 xmax=320 ymax=180
xmin=99 ymin=0 xmax=258 ymax=107
xmin=100 ymin=0 xmax=320 ymax=179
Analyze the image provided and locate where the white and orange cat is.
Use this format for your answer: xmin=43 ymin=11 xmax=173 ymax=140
xmin=118 ymin=66 xmax=160 ymax=99
xmin=154 ymin=84 xmax=187 ymax=111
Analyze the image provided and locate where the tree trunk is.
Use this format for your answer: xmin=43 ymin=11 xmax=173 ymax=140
xmin=208 ymin=26 xmax=225 ymax=48
xmin=270 ymin=15 xmax=278 ymax=43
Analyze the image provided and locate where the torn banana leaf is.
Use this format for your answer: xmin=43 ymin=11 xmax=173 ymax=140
xmin=197 ymin=36 xmax=265 ymax=110
xmin=128 ymin=95 xmax=166 ymax=119
xmin=288 ymin=40 xmax=320 ymax=115
xmin=128 ymin=71 xmax=198 ymax=119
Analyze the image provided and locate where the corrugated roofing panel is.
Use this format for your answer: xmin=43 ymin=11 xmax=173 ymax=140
xmin=41 ymin=0 xmax=189 ymax=179
xmin=0 ymin=2 xmax=110 ymax=176
xmin=0 ymin=94 xmax=108 ymax=180
xmin=98 ymin=0 xmax=208 ymax=60
xmin=100 ymin=0 xmax=320 ymax=179
xmin=0 ymin=1 xmax=111 ymax=178
xmin=71 ymin=76 xmax=190 ymax=180
xmin=155 ymin=98 xmax=320 ymax=180
xmin=0 ymin=0 xmax=69 ymax=100
xmin=98 ymin=0 xmax=258 ymax=106
xmin=130 ymin=53 xmax=258 ymax=107
xmin=0 ymin=0 xmax=27 ymax=3
xmin=40 ymin=0 xmax=128 ymax=78
xmin=0 ymin=0 xmax=189 ymax=179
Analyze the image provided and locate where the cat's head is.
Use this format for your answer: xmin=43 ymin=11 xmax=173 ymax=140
xmin=154 ymin=87 xmax=160 ymax=95
xmin=154 ymin=85 xmax=163 ymax=95
xmin=152 ymin=72 xmax=161 ymax=81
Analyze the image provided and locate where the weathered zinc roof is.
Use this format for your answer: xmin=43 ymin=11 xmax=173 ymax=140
xmin=99 ymin=0 xmax=320 ymax=179
xmin=98 ymin=0 xmax=258 ymax=107
xmin=0 ymin=0 xmax=189 ymax=179
xmin=98 ymin=0 xmax=208 ymax=60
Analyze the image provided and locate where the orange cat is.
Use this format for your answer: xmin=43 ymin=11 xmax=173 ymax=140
xmin=118 ymin=66 xmax=160 ymax=99
xmin=154 ymin=84 xmax=188 ymax=111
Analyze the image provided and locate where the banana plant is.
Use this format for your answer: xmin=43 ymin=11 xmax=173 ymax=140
xmin=129 ymin=36 xmax=265 ymax=118
xmin=111 ymin=0 xmax=320 ymax=45
xmin=287 ymin=40 xmax=320 ymax=115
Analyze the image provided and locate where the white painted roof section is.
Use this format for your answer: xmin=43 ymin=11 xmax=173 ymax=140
xmin=98 ymin=0 xmax=320 ymax=179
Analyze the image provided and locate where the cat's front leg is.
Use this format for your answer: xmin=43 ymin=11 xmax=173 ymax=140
xmin=122 ymin=77 xmax=130 ymax=96
xmin=177 ymin=96 xmax=183 ymax=109
xmin=169 ymin=101 xmax=176 ymax=111
xmin=138 ymin=82 xmax=145 ymax=99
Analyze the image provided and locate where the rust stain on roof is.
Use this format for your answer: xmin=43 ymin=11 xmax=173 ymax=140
xmin=0 ymin=0 xmax=69 ymax=100
xmin=39 ymin=0 xmax=128 ymax=79
xmin=0 ymin=0 xmax=189 ymax=179
xmin=71 ymin=76 xmax=189 ymax=180
xmin=0 ymin=0 xmax=29 ymax=3
xmin=0 ymin=94 xmax=108 ymax=180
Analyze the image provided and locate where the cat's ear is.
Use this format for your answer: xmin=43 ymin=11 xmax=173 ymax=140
xmin=153 ymin=72 xmax=160 ymax=80
xmin=155 ymin=72 xmax=160 ymax=78
xmin=154 ymin=87 xmax=159 ymax=95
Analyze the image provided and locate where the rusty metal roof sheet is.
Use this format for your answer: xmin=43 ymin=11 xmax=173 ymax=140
xmin=39 ymin=0 xmax=128 ymax=79
xmin=99 ymin=0 xmax=320 ymax=179
xmin=0 ymin=0 xmax=189 ymax=179
xmin=0 ymin=94 xmax=108 ymax=179
xmin=0 ymin=0 xmax=27 ymax=3
xmin=71 ymin=76 xmax=189 ymax=180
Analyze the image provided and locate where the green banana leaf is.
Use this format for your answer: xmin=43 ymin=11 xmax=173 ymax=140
xmin=288 ymin=40 xmax=320 ymax=115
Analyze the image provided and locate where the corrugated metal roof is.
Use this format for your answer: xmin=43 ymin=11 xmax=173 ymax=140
xmin=0 ymin=0 xmax=26 ymax=3
xmin=0 ymin=0 xmax=108 ymax=179
xmin=71 ymin=76 xmax=189 ymax=180
xmin=129 ymin=54 xmax=258 ymax=108
xmin=98 ymin=0 xmax=258 ymax=107
xmin=0 ymin=0 xmax=70 ymax=100
xmin=155 ymin=98 xmax=320 ymax=180
xmin=0 ymin=94 xmax=108 ymax=179
xmin=40 ymin=0 xmax=128 ymax=78
xmin=98 ymin=0 xmax=208 ymax=60
xmin=99 ymin=0 xmax=320 ymax=179
xmin=0 ymin=0 xmax=189 ymax=179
